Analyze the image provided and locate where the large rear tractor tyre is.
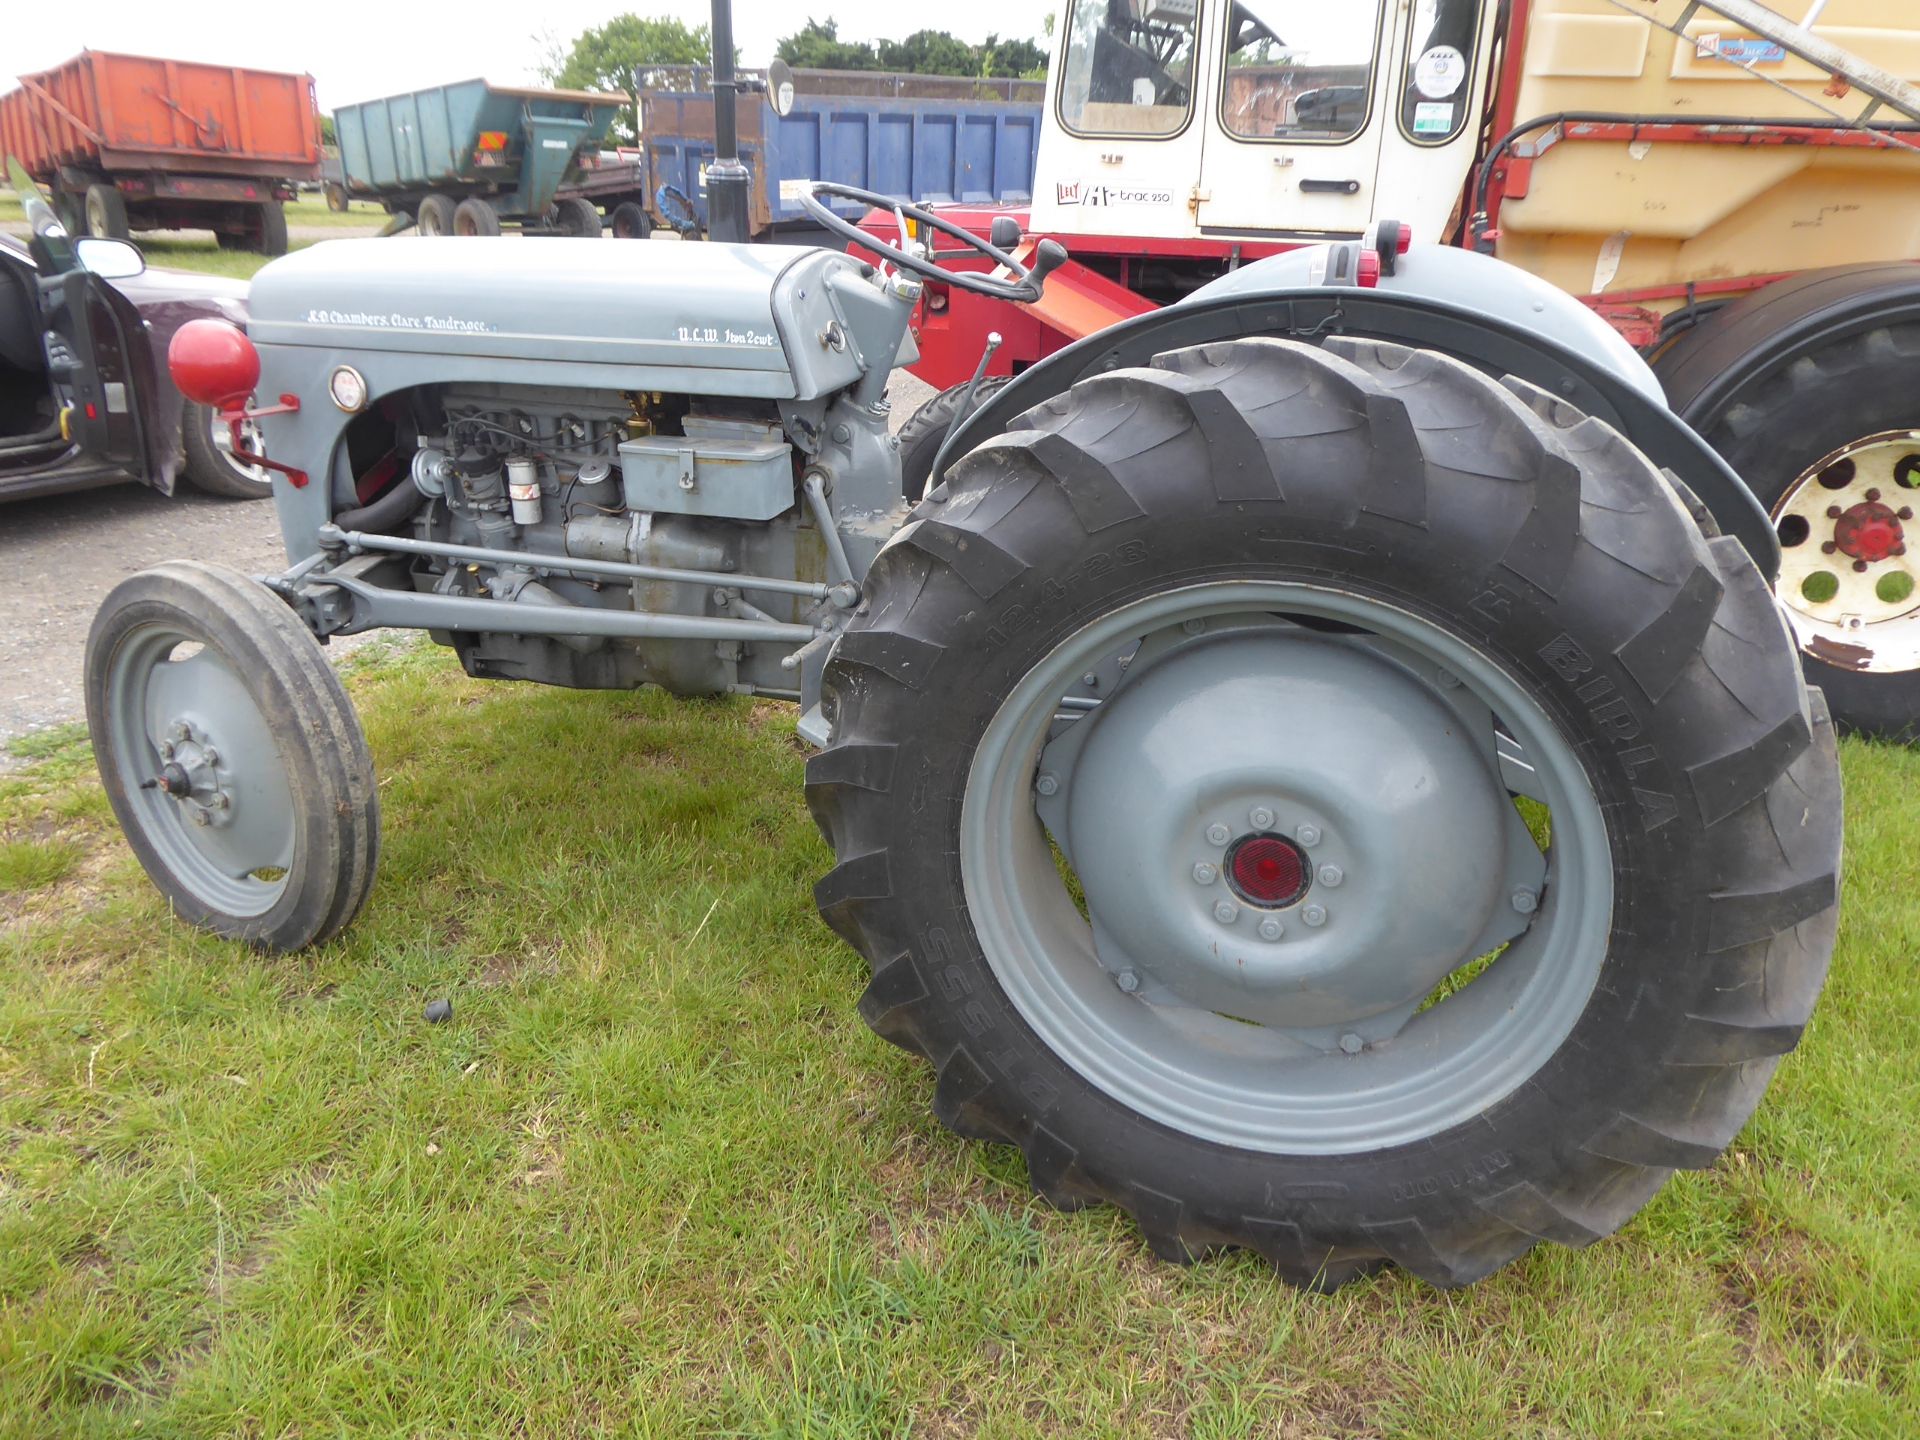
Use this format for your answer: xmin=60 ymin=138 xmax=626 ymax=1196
xmin=86 ymin=562 xmax=379 ymax=952
xmin=84 ymin=183 xmax=129 ymax=241
xmin=180 ymin=399 xmax=274 ymax=500
xmin=415 ymin=193 xmax=456 ymax=237
xmin=810 ymin=337 xmax=1842 ymax=1290
xmin=1667 ymin=317 xmax=1920 ymax=742
xmin=897 ymin=374 xmax=1012 ymax=503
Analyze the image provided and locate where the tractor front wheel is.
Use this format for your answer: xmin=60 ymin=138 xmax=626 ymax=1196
xmin=809 ymin=338 xmax=1841 ymax=1289
xmin=86 ymin=562 xmax=379 ymax=952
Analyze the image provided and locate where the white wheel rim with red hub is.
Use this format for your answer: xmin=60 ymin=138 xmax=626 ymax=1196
xmin=1774 ymin=430 xmax=1920 ymax=674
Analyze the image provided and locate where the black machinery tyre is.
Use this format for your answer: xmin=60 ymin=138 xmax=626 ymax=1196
xmin=324 ymin=182 xmax=349 ymax=213
xmin=453 ymin=197 xmax=502 ymax=237
xmin=215 ymin=231 xmax=246 ymax=251
xmin=553 ymin=197 xmax=603 ymax=239
xmin=86 ymin=562 xmax=380 ymax=952
xmin=1662 ymin=299 xmax=1920 ymax=742
xmin=180 ymin=399 xmax=274 ymax=500
xmin=610 ymin=200 xmax=652 ymax=240
xmin=415 ymin=193 xmax=456 ymax=237
xmin=254 ymin=201 xmax=289 ymax=257
xmin=897 ymin=374 xmax=1013 ymax=503
xmin=809 ymin=337 xmax=1841 ymax=1290
xmin=84 ymin=183 xmax=129 ymax=240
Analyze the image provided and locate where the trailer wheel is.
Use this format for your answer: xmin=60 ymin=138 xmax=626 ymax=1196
xmin=180 ymin=400 xmax=274 ymax=501
xmin=416 ymin=193 xmax=456 ymax=237
xmin=1669 ymin=316 xmax=1920 ymax=742
xmin=453 ymin=197 xmax=502 ymax=237
xmin=324 ymin=182 xmax=349 ymax=213
xmin=810 ymin=337 xmax=1840 ymax=1289
xmin=86 ymin=562 xmax=379 ymax=952
xmin=897 ymin=375 xmax=1013 ymax=502
xmin=84 ymin=184 xmax=129 ymax=241
xmin=553 ymin=198 xmax=603 ymax=239
xmin=253 ymin=202 xmax=289 ymax=257
xmin=610 ymin=201 xmax=651 ymax=240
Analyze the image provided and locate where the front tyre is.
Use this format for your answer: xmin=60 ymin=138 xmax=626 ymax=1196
xmin=86 ymin=562 xmax=379 ymax=952
xmin=809 ymin=338 xmax=1841 ymax=1289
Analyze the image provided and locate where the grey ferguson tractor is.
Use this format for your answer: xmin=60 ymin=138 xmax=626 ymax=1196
xmin=83 ymin=181 xmax=1841 ymax=1291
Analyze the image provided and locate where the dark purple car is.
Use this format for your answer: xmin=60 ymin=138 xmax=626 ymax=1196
xmin=1 ymin=218 xmax=261 ymax=503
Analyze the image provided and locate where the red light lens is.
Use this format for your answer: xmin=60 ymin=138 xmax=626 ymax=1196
xmin=167 ymin=318 xmax=260 ymax=411
xmin=1225 ymin=834 xmax=1310 ymax=908
xmin=1357 ymin=249 xmax=1382 ymax=288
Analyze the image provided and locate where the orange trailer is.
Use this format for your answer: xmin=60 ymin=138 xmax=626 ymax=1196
xmin=0 ymin=50 xmax=321 ymax=255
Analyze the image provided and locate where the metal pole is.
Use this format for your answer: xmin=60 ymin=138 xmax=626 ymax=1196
xmin=707 ymin=0 xmax=751 ymax=243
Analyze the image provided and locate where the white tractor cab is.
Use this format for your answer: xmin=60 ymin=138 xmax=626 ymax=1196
xmin=877 ymin=0 xmax=1920 ymax=744
xmin=1033 ymin=0 xmax=1490 ymax=248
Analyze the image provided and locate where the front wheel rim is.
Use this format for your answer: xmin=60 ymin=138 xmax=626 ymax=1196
xmin=960 ymin=580 xmax=1612 ymax=1156
xmin=1773 ymin=430 xmax=1920 ymax=674
xmin=104 ymin=623 xmax=296 ymax=918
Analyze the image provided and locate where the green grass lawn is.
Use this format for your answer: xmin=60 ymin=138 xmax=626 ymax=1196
xmin=2 ymin=642 xmax=1916 ymax=1438
xmin=1 ymin=195 xmax=384 ymax=281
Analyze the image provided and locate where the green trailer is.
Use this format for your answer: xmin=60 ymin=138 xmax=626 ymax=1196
xmin=332 ymin=79 xmax=626 ymax=237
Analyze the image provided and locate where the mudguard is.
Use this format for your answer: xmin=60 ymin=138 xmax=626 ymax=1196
xmin=941 ymin=245 xmax=1780 ymax=579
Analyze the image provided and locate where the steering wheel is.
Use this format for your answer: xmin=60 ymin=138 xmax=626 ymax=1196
xmin=798 ymin=180 xmax=1067 ymax=303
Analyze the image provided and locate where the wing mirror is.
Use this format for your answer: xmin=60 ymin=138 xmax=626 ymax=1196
xmin=767 ymin=59 xmax=796 ymax=119
xmin=75 ymin=237 xmax=146 ymax=280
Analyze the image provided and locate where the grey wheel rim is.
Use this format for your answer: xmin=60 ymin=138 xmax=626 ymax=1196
xmin=104 ymin=623 xmax=295 ymax=918
xmin=960 ymin=581 xmax=1612 ymax=1155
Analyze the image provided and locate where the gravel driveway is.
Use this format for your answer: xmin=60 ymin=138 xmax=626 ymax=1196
xmin=4 ymin=370 xmax=937 ymax=754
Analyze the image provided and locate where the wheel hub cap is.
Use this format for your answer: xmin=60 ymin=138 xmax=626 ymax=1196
xmin=1832 ymin=501 xmax=1905 ymax=564
xmin=1036 ymin=625 xmax=1541 ymax=1032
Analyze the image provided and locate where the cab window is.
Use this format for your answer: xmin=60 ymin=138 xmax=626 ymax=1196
xmin=1399 ymin=0 xmax=1483 ymax=145
xmin=1219 ymin=1 xmax=1387 ymax=144
xmin=1058 ymin=0 xmax=1202 ymax=138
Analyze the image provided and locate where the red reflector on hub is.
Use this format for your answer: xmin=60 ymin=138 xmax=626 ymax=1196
xmin=1226 ymin=834 xmax=1309 ymax=908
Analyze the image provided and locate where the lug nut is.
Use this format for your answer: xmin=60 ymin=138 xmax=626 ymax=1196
xmin=1854 ymin=560 xmax=1870 ymax=573
xmin=1512 ymin=888 xmax=1539 ymax=914
xmin=1182 ymin=618 xmax=1207 ymax=635
xmin=158 ymin=741 xmax=175 ymax=760
xmin=1435 ymin=668 xmax=1461 ymax=689
xmin=1249 ymin=805 xmax=1275 ymax=830
xmin=1828 ymin=505 xmax=1844 ymax=520
xmin=1821 ymin=542 xmax=1839 ymax=554
xmin=1297 ymin=824 xmax=1321 ymax=848
xmin=1205 ymin=823 xmax=1232 ymax=847
xmin=1318 ymin=864 xmax=1344 ymax=888
xmin=1213 ymin=900 xmax=1239 ymax=924
xmin=172 ymin=721 xmax=191 ymax=741
xmin=1899 ymin=508 xmax=1914 ymax=521
xmin=1082 ymin=672 xmax=1099 ymax=687
xmin=1865 ymin=488 xmax=1882 ymax=503
xmin=1192 ymin=862 xmax=1217 ymax=885
xmin=1035 ymin=772 xmax=1060 ymax=797
xmin=1301 ymin=904 xmax=1327 ymax=928
xmin=1116 ymin=969 xmax=1142 ymax=993
xmin=1257 ymin=916 xmax=1284 ymax=941
xmin=1339 ymin=1032 xmax=1364 ymax=1054
xmin=191 ymin=809 xmax=211 ymax=827
xmin=201 ymin=747 xmax=218 ymax=765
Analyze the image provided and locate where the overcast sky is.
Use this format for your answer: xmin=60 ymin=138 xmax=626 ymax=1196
xmin=6 ymin=1 xmax=1053 ymax=110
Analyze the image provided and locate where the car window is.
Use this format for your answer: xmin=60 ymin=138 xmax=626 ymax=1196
xmin=1058 ymin=0 xmax=1202 ymax=139
xmin=1399 ymin=0 xmax=1483 ymax=145
xmin=1220 ymin=1 xmax=1387 ymax=144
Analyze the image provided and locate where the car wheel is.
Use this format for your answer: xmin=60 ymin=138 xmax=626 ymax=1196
xmin=181 ymin=399 xmax=274 ymax=500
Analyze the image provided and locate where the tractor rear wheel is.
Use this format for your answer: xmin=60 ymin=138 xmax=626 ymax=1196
xmin=809 ymin=337 xmax=1841 ymax=1289
xmin=86 ymin=562 xmax=379 ymax=952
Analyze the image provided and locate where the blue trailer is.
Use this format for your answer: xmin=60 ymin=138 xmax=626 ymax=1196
xmin=559 ymin=70 xmax=1041 ymax=241
xmin=333 ymin=80 xmax=627 ymax=238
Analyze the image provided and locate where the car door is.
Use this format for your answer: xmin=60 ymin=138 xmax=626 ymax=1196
xmin=1193 ymin=0 xmax=1402 ymax=237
